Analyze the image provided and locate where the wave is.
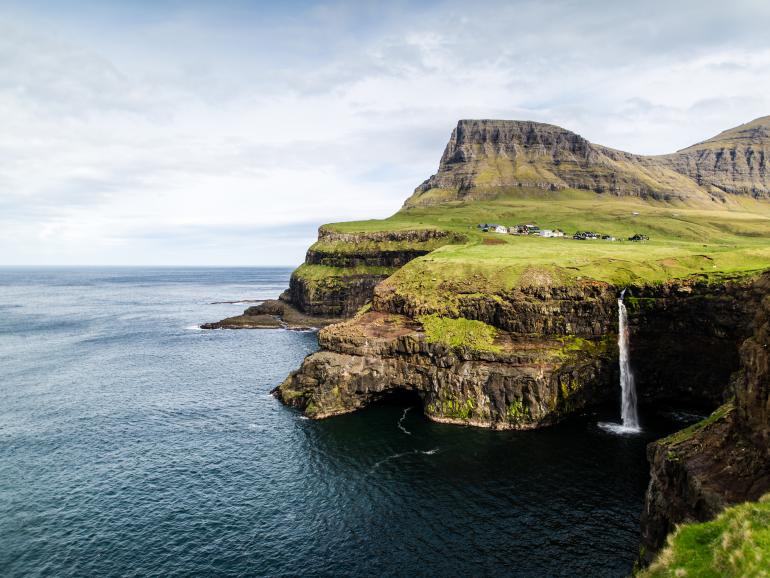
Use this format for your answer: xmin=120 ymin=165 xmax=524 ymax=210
xmin=397 ymin=407 xmax=412 ymax=435
xmin=369 ymin=447 xmax=439 ymax=474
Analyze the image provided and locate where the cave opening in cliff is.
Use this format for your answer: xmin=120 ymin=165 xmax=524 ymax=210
xmin=371 ymin=388 xmax=424 ymax=412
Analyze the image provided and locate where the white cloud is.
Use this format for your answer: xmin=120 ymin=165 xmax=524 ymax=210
xmin=1 ymin=0 xmax=770 ymax=265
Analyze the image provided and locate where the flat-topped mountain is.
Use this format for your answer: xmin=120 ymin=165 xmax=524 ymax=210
xmin=406 ymin=117 xmax=770 ymax=206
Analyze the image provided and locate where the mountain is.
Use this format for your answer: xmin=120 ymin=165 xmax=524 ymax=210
xmin=405 ymin=117 xmax=770 ymax=207
xmin=661 ymin=115 xmax=770 ymax=197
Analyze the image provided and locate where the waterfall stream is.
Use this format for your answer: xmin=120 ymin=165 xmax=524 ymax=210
xmin=599 ymin=289 xmax=641 ymax=434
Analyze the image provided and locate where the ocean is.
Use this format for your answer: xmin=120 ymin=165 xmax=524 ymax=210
xmin=0 ymin=267 xmax=682 ymax=577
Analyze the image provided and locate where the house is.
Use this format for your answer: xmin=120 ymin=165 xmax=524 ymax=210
xmin=539 ymin=229 xmax=555 ymax=238
xmin=553 ymin=229 xmax=565 ymax=237
xmin=492 ymin=225 xmax=508 ymax=234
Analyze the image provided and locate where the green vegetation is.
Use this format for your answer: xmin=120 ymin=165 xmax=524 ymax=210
xmin=507 ymin=398 xmax=530 ymax=422
xmin=309 ymin=234 xmax=463 ymax=256
xmin=639 ymin=494 xmax=770 ymax=577
xmin=292 ymin=263 xmax=396 ymax=281
xmin=660 ymin=402 xmax=733 ymax=447
xmin=435 ymin=397 xmax=476 ymax=420
xmin=419 ymin=314 xmax=500 ymax=352
xmin=308 ymin=190 xmax=770 ymax=315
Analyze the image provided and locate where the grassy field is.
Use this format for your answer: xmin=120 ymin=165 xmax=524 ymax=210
xmin=318 ymin=190 xmax=770 ymax=299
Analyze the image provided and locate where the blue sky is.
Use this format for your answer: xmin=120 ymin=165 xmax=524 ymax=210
xmin=2 ymin=0 xmax=770 ymax=266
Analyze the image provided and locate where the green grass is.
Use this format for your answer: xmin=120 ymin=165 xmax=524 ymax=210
xmin=292 ymin=263 xmax=396 ymax=281
xmin=310 ymin=190 xmax=770 ymax=308
xmin=419 ymin=314 xmax=500 ymax=352
xmin=639 ymin=494 xmax=770 ymax=577
xmin=660 ymin=402 xmax=733 ymax=447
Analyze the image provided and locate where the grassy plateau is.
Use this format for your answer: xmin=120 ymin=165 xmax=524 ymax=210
xmin=319 ymin=189 xmax=770 ymax=299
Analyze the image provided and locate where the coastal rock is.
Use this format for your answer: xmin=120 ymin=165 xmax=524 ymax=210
xmin=274 ymin=311 xmax=614 ymax=428
xmin=275 ymin=276 xmax=762 ymax=426
xmin=285 ymin=228 xmax=465 ymax=317
xmin=201 ymin=299 xmax=337 ymax=330
xmin=639 ymin=272 xmax=770 ymax=563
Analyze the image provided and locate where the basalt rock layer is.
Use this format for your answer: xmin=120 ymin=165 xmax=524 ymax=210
xmin=275 ymin=275 xmax=763 ymax=428
xmin=640 ymin=272 xmax=770 ymax=563
xmin=285 ymin=227 xmax=465 ymax=317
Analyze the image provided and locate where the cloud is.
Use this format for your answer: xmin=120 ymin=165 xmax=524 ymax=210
xmin=1 ymin=0 xmax=770 ymax=265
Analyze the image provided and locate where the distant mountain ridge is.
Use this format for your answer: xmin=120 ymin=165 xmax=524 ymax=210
xmin=406 ymin=117 xmax=770 ymax=207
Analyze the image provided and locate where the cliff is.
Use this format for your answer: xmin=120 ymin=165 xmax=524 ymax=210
xmin=639 ymin=272 xmax=770 ymax=563
xmin=285 ymin=227 xmax=465 ymax=317
xmin=265 ymin=116 xmax=770 ymax=570
xmin=660 ymin=116 xmax=770 ymax=198
xmin=276 ymin=275 xmax=763 ymax=428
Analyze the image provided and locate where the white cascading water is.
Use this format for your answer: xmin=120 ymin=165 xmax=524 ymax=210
xmin=599 ymin=289 xmax=641 ymax=434
xmin=617 ymin=289 xmax=640 ymax=430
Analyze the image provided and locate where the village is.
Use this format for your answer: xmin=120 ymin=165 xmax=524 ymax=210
xmin=477 ymin=223 xmax=649 ymax=242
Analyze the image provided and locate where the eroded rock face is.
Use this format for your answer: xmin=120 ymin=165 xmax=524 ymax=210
xmin=275 ymin=276 xmax=762 ymax=428
xmin=661 ymin=117 xmax=770 ymax=198
xmin=275 ymin=312 xmax=614 ymax=429
xmin=285 ymin=228 xmax=464 ymax=317
xmin=639 ymin=272 xmax=770 ymax=563
xmin=287 ymin=273 xmax=388 ymax=318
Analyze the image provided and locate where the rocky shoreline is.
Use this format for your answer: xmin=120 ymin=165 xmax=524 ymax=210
xmin=200 ymin=298 xmax=338 ymax=331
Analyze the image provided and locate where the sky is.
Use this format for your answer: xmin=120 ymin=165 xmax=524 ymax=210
xmin=2 ymin=0 xmax=770 ymax=266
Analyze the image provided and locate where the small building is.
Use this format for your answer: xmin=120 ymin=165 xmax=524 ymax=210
xmin=492 ymin=225 xmax=508 ymax=234
xmin=539 ymin=229 xmax=555 ymax=238
xmin=553 ymin=229 xmax=565 ymax=237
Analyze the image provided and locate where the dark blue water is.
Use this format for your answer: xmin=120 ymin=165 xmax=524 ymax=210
xmin=0 ymin=268 xmax=684 ymax=577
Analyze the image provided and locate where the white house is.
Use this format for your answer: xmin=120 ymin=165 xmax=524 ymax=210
xmin=539 ymin=229 xmax=554 ymax=238
xmin=493 ymin=225 xmax=508 ymax=234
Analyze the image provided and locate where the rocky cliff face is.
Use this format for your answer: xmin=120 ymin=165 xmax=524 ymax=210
xmin=285 ymin=227 xmax=464 ymax=317
xmin=405 ymin=117 xmax=770 ymax=207
xmin=639 ymin=272 xmax=770 ymax=562
xmin=276 ymin=309 xmax=615 ymax=428
xmin=661 ymin=116 xmax=770 ymax=198
xmin=276 ymin=275 xmax=762 ymax=428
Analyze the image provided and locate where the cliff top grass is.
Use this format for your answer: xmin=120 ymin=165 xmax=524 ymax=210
xmin=314 ymin=191 xmax=770 ymax=300
xmin=419 ymin=314 xmax=500 ymax=353
xmin=639 ymin=493 xmax=770 ymax=578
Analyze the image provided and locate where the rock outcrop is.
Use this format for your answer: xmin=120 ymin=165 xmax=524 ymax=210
xmin=201 ymin=299 xmax=338 ymax=330
xmin=285 ymin=227 xmax=465 ymax=318
xmin=275 ymin=275 xmax=762 ymax=428
xmin=639 ymin=272 xmax=770 ymax=563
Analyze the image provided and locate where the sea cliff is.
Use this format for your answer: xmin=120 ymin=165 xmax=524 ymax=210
xmin=264 ymin=116 xmax=770 ymax=568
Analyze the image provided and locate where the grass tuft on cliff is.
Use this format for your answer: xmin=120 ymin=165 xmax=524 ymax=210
xmin=419 ymin=314 xmax=500 ymax=352
xmin=639 ymin=493 xmax=770 ymax=578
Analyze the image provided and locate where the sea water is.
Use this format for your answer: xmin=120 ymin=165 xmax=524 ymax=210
xmin=0 ymin=267 xmax=685 ymax=577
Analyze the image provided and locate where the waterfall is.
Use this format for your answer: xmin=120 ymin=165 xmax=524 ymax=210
xmin=617 ymin=290 xmax=640 ymax=430
xmin=599 ymin=289 xmax=641 ymax=434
